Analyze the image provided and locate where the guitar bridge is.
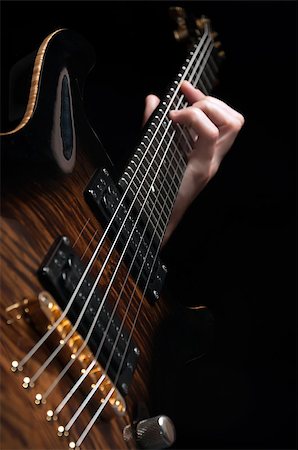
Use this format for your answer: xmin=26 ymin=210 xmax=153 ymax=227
xmin=8 ymin=290 xmax=126 ymax=418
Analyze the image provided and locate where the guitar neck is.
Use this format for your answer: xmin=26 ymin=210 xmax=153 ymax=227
xmin=119 ymin=26 xmax=220 ymax=247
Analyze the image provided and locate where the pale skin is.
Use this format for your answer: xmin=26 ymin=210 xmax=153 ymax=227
xmin=143 ymin=80 xmax=245 ymax=245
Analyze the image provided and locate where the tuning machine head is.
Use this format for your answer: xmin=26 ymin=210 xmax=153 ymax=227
xmin=169 ymin=6 xmax=190 ymax=42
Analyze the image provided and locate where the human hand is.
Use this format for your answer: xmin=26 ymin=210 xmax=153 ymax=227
xmin=143 ymin=80 xmax=245 ymax=245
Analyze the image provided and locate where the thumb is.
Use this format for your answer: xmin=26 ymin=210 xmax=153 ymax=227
xmin=142 ymin=94 xmax=160 ymax=126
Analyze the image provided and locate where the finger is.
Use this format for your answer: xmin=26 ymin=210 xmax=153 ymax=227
xmin=170 ymin=99 xmax=243 ymax=142
xmin=179 ymin=80 xmax=206 ymax=104
xmin=181 ymin=81 xmax=244 ymax=124
xmin=191 ymin=98 xmax=245 ymax=130
xmin=143 ymin=94 xmax=160 ymax=126
xmin=169 ymin=106 xmax=219 ymax=151
xmin=200 ymin=96 xmax=245 ymax=124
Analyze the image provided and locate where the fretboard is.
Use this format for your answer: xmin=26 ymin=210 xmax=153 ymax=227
xmin=119 ymin=24 xmax=220 ymax=248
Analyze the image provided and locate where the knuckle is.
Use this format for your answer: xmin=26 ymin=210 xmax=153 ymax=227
xmin=238 ymin=113 xmax=245 ymax=126
xmin=205 ymin=95 xmax=214 ymax=103
xmin=227 ymin=115 xmax=244 ymax=131
xmin=207 ymin=127 xmax=220 ymax=141
xmin=231 ymin=111 xmax=245 ymax=128
xmin=188 ymin=107 xmax=202 ymax=125
xmin=194 ymin=98 xmax=208 ymax=109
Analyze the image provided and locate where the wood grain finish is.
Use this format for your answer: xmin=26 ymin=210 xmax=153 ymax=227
xmin=0 ymin=29 xmax=171 ymax=450
xmin=0 ymin=143 xmax=171 ymax=450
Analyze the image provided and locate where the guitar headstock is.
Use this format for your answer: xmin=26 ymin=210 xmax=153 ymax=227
xmin=169 ymin=6 xmax=225 ymax=60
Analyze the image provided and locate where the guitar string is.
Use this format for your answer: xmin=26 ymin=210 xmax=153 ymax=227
xmin=67 ymin=100 xmax=188 ymax=443
xmin=41 ymin=73 xmax=197 ymax=404
xmin=72 ymin=39 xmax=216 ymax=444
xmin=61 ymin=124 xmax=184 ymax=432
xmin=31 ymin=34 xmax=214 ymax=398
xmin=42 ymin=97 xmax=192 ymax=405
xmin=27 ymin=105 xmax=186 ymax=386
xmin=120 ymin=140 xmax=184 ymax=238
xmin=32 ymin=34 xmax=214 ymax=403
xmin=20 ymin=37 xmax=214 ymax=393
xmin=72 ymin=218 xmax=90 ymax=249
xmin=72 ymin=54 xmax=215 ymax=447
xmin=60 ymin=42 xmax=215 ymax=440
xmin=24 ymin=27 xmax=214 ymax=446
xmin=41 ymin=124 xmax=184 ymax=405
xmin=80 ymin=229 xmax=98 ymax=260
xmin=15 ymin=25 xmax=212 ymax=374
xmin=115 ymin=31 xmax=217 ymax=234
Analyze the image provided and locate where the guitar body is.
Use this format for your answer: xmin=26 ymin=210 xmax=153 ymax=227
xmin=1 ymin=28 xmax=214 ymax=449
xmin=1 ymin=151 xmax=143 ymax=450
xmin=0 ymin=29 xmax=167 ymax=449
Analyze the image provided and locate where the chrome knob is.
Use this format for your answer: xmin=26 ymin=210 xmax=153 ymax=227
xmin=136 ymin=415 xmax=176 ymax=449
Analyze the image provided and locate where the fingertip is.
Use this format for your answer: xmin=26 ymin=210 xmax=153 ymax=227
xmin=169 ymin=109 xmax=178 ymax=120
xmin=181 ymin=80 xmax=191 ymax=88
xmin=143 ymin=94 xmax=160 ymax=126
xmin=180 ymin=80 xmax=205 ymax=102
xmin=145 ymin=94 xmax=160 ymax=109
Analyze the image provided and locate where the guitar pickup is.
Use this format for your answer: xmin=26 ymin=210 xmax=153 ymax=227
xmin=84 ymin=168 xmax=167 ymax=303
xmin=38 ymin=236 xmax=139 ymax=397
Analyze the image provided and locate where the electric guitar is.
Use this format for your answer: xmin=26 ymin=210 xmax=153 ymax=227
xmin=0 ymin=8 xmax=224 ymax=449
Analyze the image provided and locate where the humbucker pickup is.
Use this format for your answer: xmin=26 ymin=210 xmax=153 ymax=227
xmin=38 ymin=236 xmax=139 ymax=396
xmin=84 ymin=168 xmax=167 ymax=304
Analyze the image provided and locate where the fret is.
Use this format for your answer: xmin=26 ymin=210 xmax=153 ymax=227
xmin=121 ymin=157 xmax=178 ymax=231
xmin=149 ymin=125 xmax=183 ymax=176
xmin=188 ymin=40 xmax=215 ymax=88
xmin=122 ymin=176 xmax=174 ymax=239
xmin=136 ymin=145 xmax=151 ymax=169
xmin=174 ymin=123 xmax=194 ymax=157
xmin=202 ymin=71 xmax=213 ymax=92
xmin=198 ymin=79 xmax=208 ymax=95
xmin=139 ymin=142 xmax=162 ymax=172
xmin=132 ymin=144 xmax=180 ymax=207
xmin=171 ymin=97 xmax=179 ymax=110
xmin=131 ymin=156 xmax=176 ymax=203
xmin=195 ymin=26 xmax=219 ymax=77
xmin=120 ymin=136 xmax=184 ymax=246
xmin=204 ymin=60 xmax=218 ymax=85
xmin=207 ymin=47 xmax=219 ymax=74
xmin=150 ymin=136 xmax=184 ymax=193
xmin=158 ymin=117 xmax=188 ymax=165
xmin=124 ymin=189 xmax=164 ymax=237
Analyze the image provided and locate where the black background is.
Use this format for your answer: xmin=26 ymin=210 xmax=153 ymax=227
xmin=1 ymin=1 xmax=296 ymax=449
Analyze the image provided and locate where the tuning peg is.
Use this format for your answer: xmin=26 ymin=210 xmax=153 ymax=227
xmin=174 ymin=28 xmax=189 ymax=42
xmin=211 ymin=31 xmax=219 ymax=40
xmin=218 ymin=50 xmax=226 ymax=59
xmin=169 ymin=6 xmax=186 ymax=19
xmin=195 ymin=17 xmax=210 ymax=31
xmin=169 ymin=6 xmax=189 ymax=42
xmin=214 ymin=41 xmax=222 ymax=49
